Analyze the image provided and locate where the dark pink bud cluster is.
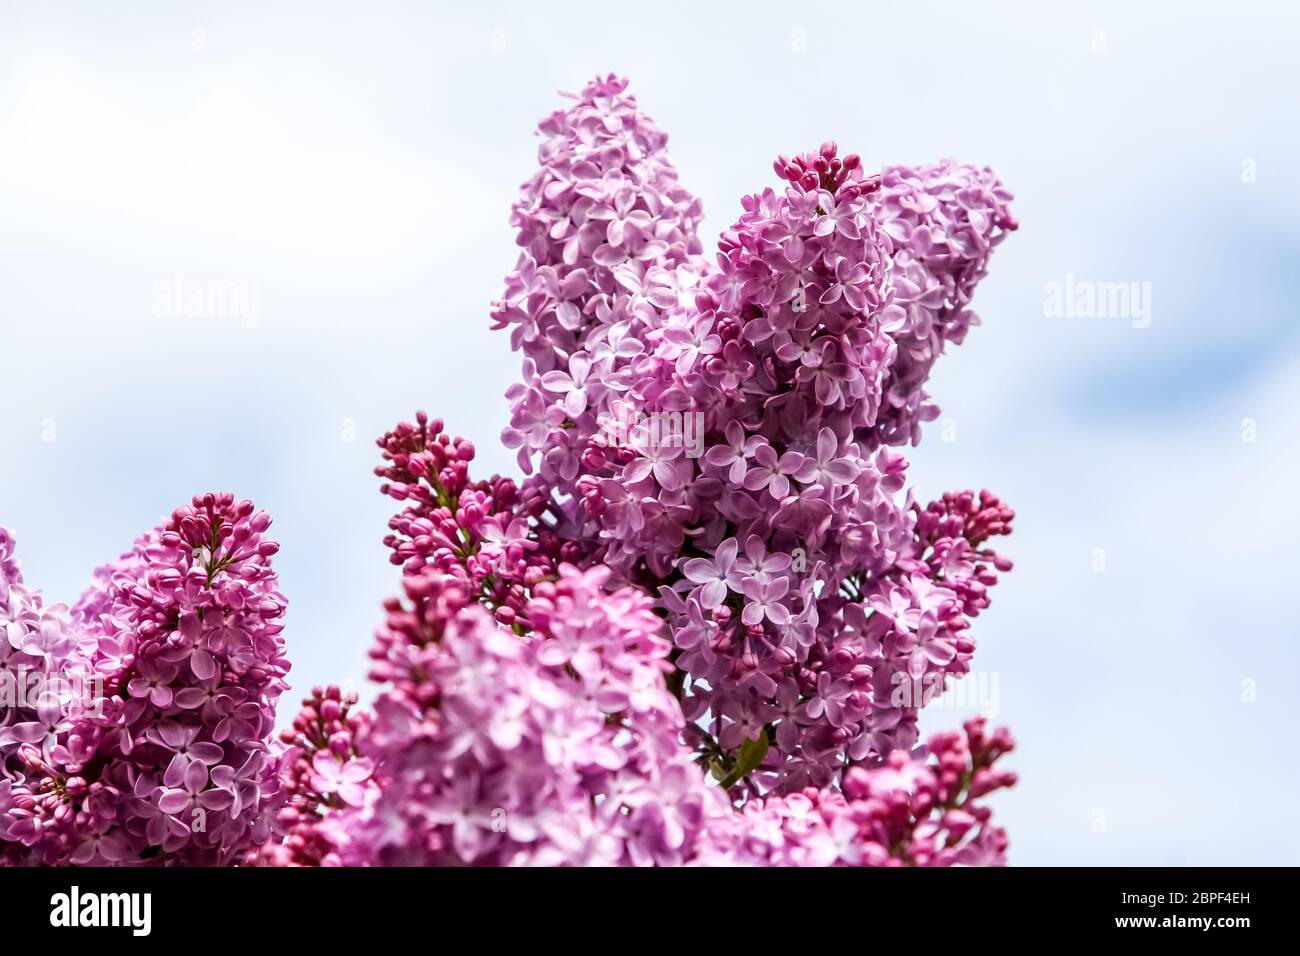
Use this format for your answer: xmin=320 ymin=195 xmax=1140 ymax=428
xmin=909 ymin=490 xmax=1016 ymax=619
xmin=374 ymin=412 xmax=572 ymax=631
xmin=252 ymin=686 xmax=371 ymax=867
xmin=774 ymin=140 xmax=879 ymax=198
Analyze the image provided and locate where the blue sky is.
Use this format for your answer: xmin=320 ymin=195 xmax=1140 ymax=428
xmin=2 ymin=0 xmax=1297 ymax=864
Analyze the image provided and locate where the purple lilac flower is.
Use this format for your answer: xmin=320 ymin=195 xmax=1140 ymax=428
xmin=493 ymin=76 xmax=1018 ymax=798
xmin=0 ymin=494 xmax=290 ymax=866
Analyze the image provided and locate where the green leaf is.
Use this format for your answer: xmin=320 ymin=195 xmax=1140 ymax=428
xmin=718 ymin=731 xmax=769 ymax=790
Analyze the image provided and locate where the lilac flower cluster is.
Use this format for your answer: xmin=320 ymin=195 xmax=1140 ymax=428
xmin=276 ymin=436 xmax=1020 ymax=866
xmin=304 ymin=565 xmax=735 ymax=865
xmin=254 ymin=685 xmax=370 ymax=867
xmin=6 ymin=75 xmax=1022 ymax=868
xmin=491 ymin=75 xmax=1018 ymax=794
xmin=265 ymin=415 xmax=723 ymax=864
xmin=1 ymin=527 xmax=96 ymax=862
xmin=693 ymin=717 xmax=1017 ymax=865
xmin=253 ymin=402 xmax=1014 ymax=866
xmin=0 ymin=495 xmax=290 ymax=865
xmin=373 ymin=412 xmax=579 ymax=632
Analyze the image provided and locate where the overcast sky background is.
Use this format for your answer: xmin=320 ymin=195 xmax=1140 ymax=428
xmin=2 ymin=0 xmax=1297 ymax=865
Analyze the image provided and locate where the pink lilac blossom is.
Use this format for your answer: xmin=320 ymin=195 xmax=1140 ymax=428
xmin=0 ymin=495 xmax=290 ymax=865
xmin=692 ymin=717 xmax=1016 ymax=866
xmin=490 ymin=75 xmax=1018 ymax=798
xmin=5 ymin=75 xmax=1020 ymax=868
xmin=311 ymin=565 xmax=736 ymax=866
xmin=268 ymin=426 xmax=1017 ymax=865
xmin=253 ymin=401 xmax=1014 ymax=866
xmin=1 ymin=527 xmax=98 ymax=863
xmin=252 ymin=685 xmax=370 ymax=867
xmin=265 ymin=415 xmax=725 ymax=864
xmin=263 ymin=75 xmax=1020 ymax=867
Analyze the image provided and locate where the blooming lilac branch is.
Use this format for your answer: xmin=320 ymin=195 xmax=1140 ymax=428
xmin=266 ymin=74 xmax=1022 ymax=867
xmin=2 ymin=494 xmax=290 ymax=865
xmin=4 ymin=74 xmax=1022 ymax=868
xmin=492 ymin=75 xmax=1019 ymax=799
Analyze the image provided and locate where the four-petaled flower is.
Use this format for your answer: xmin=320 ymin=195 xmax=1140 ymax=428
xmin=741 ymin=576 xmax=791 ymax=627
xmin=742 ymin=443 xmax=805 ymax=499
xmin=681 ymin=537 xmax=742 ymax=609
xmin=310 ymin=752 xmax=376 ymax=807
